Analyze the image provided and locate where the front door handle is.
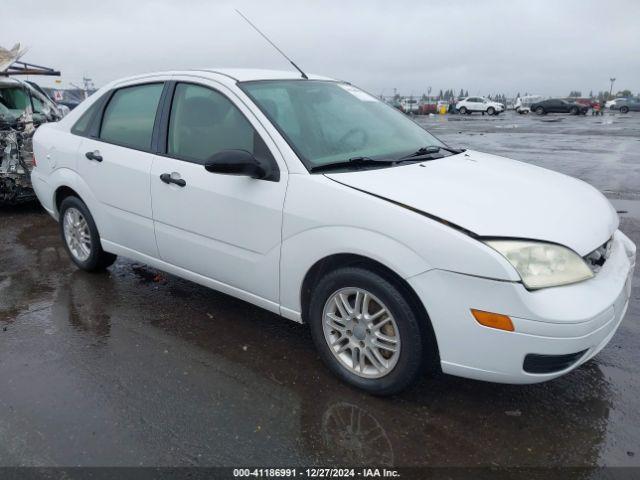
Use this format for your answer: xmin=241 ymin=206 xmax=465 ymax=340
xmin=160 ymin=173 xmax=186 ymax=187
xmin=85 ymin=150 xmax=103 ymax=162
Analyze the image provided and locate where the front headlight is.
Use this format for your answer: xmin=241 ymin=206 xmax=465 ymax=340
xmin=486 ymin=240 xmax=593 ymax=289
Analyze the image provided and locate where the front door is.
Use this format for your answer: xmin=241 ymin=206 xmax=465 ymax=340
xmin=549 ymin=100 xmax=564 ymax=113
xmin=77 ymin=82 xmax=164 ymax=258
xmin=150 ymin=81 xmax=288 ymax=304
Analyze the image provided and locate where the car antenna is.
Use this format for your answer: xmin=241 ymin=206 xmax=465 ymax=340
xmin=235 ymin=9 xmax=308 ymax=80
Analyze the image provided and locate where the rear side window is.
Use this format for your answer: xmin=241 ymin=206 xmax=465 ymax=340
xmin=100 ymin=83 xmax=163 ymax=150
xmin=167 ymin=83 xmax=272 ymax=164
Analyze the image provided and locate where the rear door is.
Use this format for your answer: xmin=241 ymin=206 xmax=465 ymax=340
xmin=468 ymin=97 xmax=483 ymax=111
xmin=150 ymin=79 xmax=288 ymax=305
xmin=77 ymin=81 xmax=166 ymax=257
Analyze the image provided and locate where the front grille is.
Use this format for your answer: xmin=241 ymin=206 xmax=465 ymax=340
xmin=523 ymin=350 xmax=588 ymax=374
xmin=584 ymin=237 xmax=613 ymax=273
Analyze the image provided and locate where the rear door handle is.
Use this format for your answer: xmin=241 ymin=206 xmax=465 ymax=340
xmin=85 ymin=150 xmax=103 ymax=162
xmin=160 ymin=173 xmax=186 ymax=187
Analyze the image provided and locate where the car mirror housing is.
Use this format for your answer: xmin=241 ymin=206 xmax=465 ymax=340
xmin=204 ymin=149 xmax=271 ymax=180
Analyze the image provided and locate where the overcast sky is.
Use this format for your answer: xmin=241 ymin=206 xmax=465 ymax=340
xmin=2 ymin=0 xmax=638 ymax=97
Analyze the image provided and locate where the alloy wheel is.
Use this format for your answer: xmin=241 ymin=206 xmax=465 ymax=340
xmin=63 ymin=207 xmax=92 ymax=262
xmin=322 ymin=287 xmax=401 ymax=379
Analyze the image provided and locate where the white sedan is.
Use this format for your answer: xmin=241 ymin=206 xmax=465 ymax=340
xmin=31 ymin=69 xmax=635 ymax=394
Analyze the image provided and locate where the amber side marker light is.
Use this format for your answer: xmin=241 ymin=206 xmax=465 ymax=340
xmin=471 ymin=309 xmax=515 ymax=332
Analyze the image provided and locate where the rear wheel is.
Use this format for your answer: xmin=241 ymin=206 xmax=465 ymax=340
xmin=620 ymin=106 xmax=629 ymax=114
xmin=535 ymin=106 xmax=545 ymax=115
xmin=308 ymin=266 xmax=433 ymax=395
xmin=59 ymin=196 xmax=117 ymax=272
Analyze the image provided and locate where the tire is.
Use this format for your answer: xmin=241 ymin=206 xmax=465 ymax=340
xmin=487 ymin=107 xmax=495 ymax=115
xmin=535 ymin=106 xmax=545 ymax=115
xmin=620 ymin=106 xmax=629 ymax=114
xmin=458 ymin=106 xmax=467 ymax=115
xmin=570 ymin=107 xmax=579 ymax=115
xmin=59 ymin=196 xmax=117 ymax=272
xmin=308 ymin=266 xmax=434 ymax=395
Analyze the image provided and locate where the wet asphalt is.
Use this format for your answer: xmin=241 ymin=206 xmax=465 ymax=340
xmin=0 ymin=111 xmax=639 ymax=469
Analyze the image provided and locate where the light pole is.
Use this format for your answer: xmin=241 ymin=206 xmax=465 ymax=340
xmin=609 ymin=77 xmax=616 ymax=100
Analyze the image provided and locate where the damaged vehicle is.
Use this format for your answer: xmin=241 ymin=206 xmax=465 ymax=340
xmin=1 ymin=42 xmax=65 ymax=205
xmin=31 ymin=70 xmax=636 ymax=395
xmin=0 ymin=78 xmax=65 ymax=204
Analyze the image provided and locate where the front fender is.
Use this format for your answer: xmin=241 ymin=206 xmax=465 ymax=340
xmin=279 ymin=225 xmax=430 ymax=319
xmin=279 ymin=174 xmax=521 ymax=320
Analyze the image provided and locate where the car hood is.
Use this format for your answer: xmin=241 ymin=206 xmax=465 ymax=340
xmin=325 ymin=150 xmax=618 ymax=256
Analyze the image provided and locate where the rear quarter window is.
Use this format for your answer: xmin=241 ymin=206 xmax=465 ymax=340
xmin=71 ymin=99 xmax=102 ymax=136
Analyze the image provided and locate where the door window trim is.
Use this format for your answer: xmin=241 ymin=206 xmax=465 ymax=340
xmin=156 ymin=80 xmax=280 ymax=181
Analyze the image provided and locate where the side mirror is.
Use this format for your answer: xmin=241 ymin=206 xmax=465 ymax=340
xmin=204 ymin=149 xmax=269 ymax=180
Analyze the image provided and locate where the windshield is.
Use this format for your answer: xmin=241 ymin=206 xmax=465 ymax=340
xmin=240 ymin=80 xmax=444 ymax=170
xmin=0 ymin=86 xmax=31 ymax=115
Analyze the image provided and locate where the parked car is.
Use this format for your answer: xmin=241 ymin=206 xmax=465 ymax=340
xmin=0 ymin=77 xmax=66 ymax=204
xmin=455 ymin=96 xmax=504 ymax=115
xmin=418 ymin=101 xmax=437 ymax=115
xmin=611 ymin=98 xmax=640 ymax=113
xmin=568 ymin=97 xmax=597 ymax=109
xmin=605 ymin=98 xmax=627 ymax=109
xmin=31 ymin=69 xmax=635 ymax=394
xmin=514 ymin=95 xmax=543 ymax=114
xmin=530 ymin=98 xmax=589 ymax=115
xmin=399 ymin=97 xmax=419 ymax=114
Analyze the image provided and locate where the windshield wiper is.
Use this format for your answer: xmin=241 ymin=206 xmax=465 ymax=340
xmin=310 ymin=156 xmax=394 ymax=173
xmin=397 ymin=145 xmax=466 ymax=163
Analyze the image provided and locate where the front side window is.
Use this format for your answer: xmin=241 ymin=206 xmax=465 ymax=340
xmin=167 ymin=83 xmax=272 ymax=164
xmin=100 ymin=83 xmax=163 ymax=150
xmin=241 ymin=80 xmax=443 ymax=169
xmin=31 ymin=95 xmax=44 ymax=113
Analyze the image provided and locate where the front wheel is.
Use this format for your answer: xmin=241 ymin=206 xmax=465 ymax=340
xmin=487 ymin=107 xmax=495 ymax=115
xmin=620 ymin=106 xmax=629 ymax=114
xmin=308 ymin=267 xmax=434 ymax=395
xmin=458 ymin=106 xmax=467 ymax=115
xmin=570 ymin=107 xmax=579 ymax=115
xmin=535 ymin=106 xmax=545 ymax=115
xmin=59 ymin=196 xmax=117 ymax=271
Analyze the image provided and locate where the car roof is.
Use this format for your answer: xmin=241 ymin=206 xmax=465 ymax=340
xmin=0 ymin=77 xmax=22 ymax=87
xmin=201 ymin=68 xmax=334 ymax=82
xmin=113 ymin=68 xmax=336 ymax=85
